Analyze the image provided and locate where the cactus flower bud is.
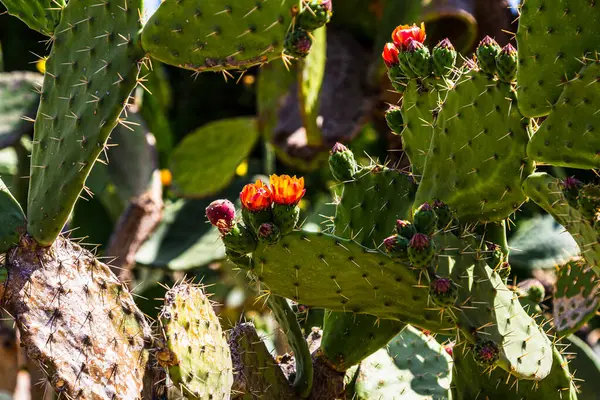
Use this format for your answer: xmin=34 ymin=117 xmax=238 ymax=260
xmin=383 ymin=234 xmax=410 ymax=262
xmin=518 ymin=279 xmax=546 ymax=304
xmin=206 ymin=200 xmax=236 ymax=232
xmin=329 ymin=142 xmax=358 ymax=182
xmin=392 ymin=22 xmax=426 ymax=50
xmin=429 ymin=277 xmax=458 ymax=307
xmin=495 ymin=43 xmax=517 ymax=83
xmin=497 ymin=261 xmax=511 ymax=281
xmin=561 ymin=176 xmax=582 ymax=208
xmin=284 ymin=28 xmax=312 ymax=58
xmin=257 ymin=222 xmax=281 ymax=245
xmin=432 ymin=38 xmax=457 ymax=78
xmin=476 ymin=36 xmax=501 ymax=75
xmin=486 ymin=242 xmax=504 ymax=268
xmin=413 ymin=202 xmax=437 ymax=235
xmin=382 ymin=42 xmax=400 ymax=68
xmin=405 ymin=39 xmax=431 ymax=77
xmin=432 ymin=199 xmax=453 ymax=229
xmin=408 ymin=233 xmax=435 ymax=268
xmin=473 ymin=339 xmax=500 ymax=366
xmin=394 ymin=220 xmax=416 ymax=239
xmin=297 ymin=0 xmax=333 ymax=31
xmin=385 ymin=105 xmax=404 ymax=133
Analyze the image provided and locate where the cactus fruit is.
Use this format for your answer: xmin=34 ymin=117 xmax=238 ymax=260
xmin=413 ymin=202 xmax=436 ymax=235
xmin=284 ymin=28 xmax=313 ymax=58
xmin=297 ymin=0 xmax=333 ymax=31
xmin=0 ymin=179 xmax=25 ymax=253
xmin=0 ymin=0 xmax=65 ymax=36
xmin=407 ymin=233 xmax=435 ymax=268
xmin=472 ymin=339 xmax=500 ymax=367
xmin=516 ymin=0 xmax=600 ymax=117
xmin=27 ymin=0 xmax=145 ymax=245
xmin=384 ymin=106 xmax=403 ymax=133
xmin=328 ymin=142 xmax=358 ymax=182
xmin=222 ymin=223 xmax=258 ymax=254
xmin=432 ymin=38 xmax=457 ymax=78
xmin=517 ymin=279 xmax=546 ymax=304
xmin=495 ymin=44 xmax=518 ymax=83
xmin=562 ymin=177 xmax=583 ymax=208
xmin=141 ymin=0 xmax=301 ymax=72
xmin=383 ymin=234 xmax=410 ymax=262
xmin=206 ymin=199 xmax=236 ymax=229
xmin=429 ymin=277 xmax=458 ymax=307
xmin=432 ymin=200 xmax=453 ymax=230
xmin=527 ymin=61 xmax=600 ymax=169
xmin=553 ymin=259 xmax=600 ymax=336
xmin=405 ymin=39 xmax=431 ymax=77
xmin=394 ymin=219 xmax=416 ymax=239
xmin=229 ymin=322 xmax=294 ymax=399
xmin=158 ymin=283 xmax=233 ymax=399
xmin=4 ymin=235 xmax=152 ymax=399
xmin=475 ymin=36 xmax=501 ymax=75
xmin=257 ymin=222 xmax=281 ymax=244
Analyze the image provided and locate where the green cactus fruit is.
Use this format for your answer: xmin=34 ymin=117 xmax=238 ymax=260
xmin=407 ymin=233 xmax=435 ymax=268
xmin=0 ymin=178 xmax=25 ymax=253
xmin=384 ymin=105 xmax=404 ymax=134
xmin=429 ymin=277 xmax=458 ymax=307
xmin=242 ymin=207 xmax=274 ymax=233
xmin=486 ymin=242 xmax=504 ymax=268
xmin=284 ymin=28 xmax=313 ymax=58
xmin=321 ymin=313 xmax=405 ymax=372
xmin=0 ymin=0 xmax=65 ymax=36
xmin=328 ymin=142 xmax=358 ymax=182
xmin=257 ymin=222 xmax=281 ymax=245
xmin=578 ymin=184 xmax=600 ymax=218
xmin=222 ymin=223 xmax=258 ymax=253
xmin=432 ymin=200 xmax=453 ymax=230
xmin=495 ymin=43 xmax=517 ymax=83
xmin=4 ymin=235 xmax=152 ymax=399
xmin=475 ymin=36 xmax=501 ymax=75
xmin=394 ymin=220 xmax=416 ymax=239
xmin=27 ymin=0 xmax=144 ymax=246
xmin=383 ymin=234 xmax=410 ymax=262
xmin=524 ymin=173 xmax=600 ymax=274
xmin=141 ymin=0 xmax=299 ymax=72
xmin=497 ymin=261 xmax=511 ymax=281
xmin=526 ymin=61 xmax=600 ymax=169
xmin=518 ymin=279 xmax=546 ymax=304
xmin=398 ymin=51 xmax=418 ymax=78
xmin=297 ymin=0 xmax=333 ymax=31
xmin=387 ymin=66 xmax=408 ymax=93
xmin=350 ymin=325 xmax=452 ymax=400
xmin=229 ymin=322 xmax=294 ymax=399
xmin=413 ymin=202 xmax=436 ymax=235
xmin=516 ymin=0 xmax=600 ymax=118
xmin=415 ymin=65 xmax=534 ymax=222
xmin=273 ymin=204 xmax=300 ymax=235
xmin=472 ymin=339 xmax=500 ymax=367
xmin=562 ymin=177 xmax=583 ymax=209
xmin=405 ymin=40 xmax=431 ymax=78
xmin=158 ymin=283 xmax=233 ymax=400
xmin=432 ymin=38 xmax=457 ymax=78
xmin=554 ymin=258 xmax=600 ymax=337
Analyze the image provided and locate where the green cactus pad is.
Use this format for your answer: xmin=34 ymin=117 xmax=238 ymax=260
xmin=27 ymin=0 xmax=144 ymax=246
xmin=523 ymin=173 xmax=600 ymax=274
xmin=415 ymin=67 xmax=534 ymax=222
xmin=527 ymin=61 xmax=600 ymax=169
xmin=159 ymin=283 xmax=233 ymax=400
xmin=245 ymin=230 xmax=453 ymax=332
xmin=554 ymin=259 xmax=600 ymax=337
xmin=170 ymin=117 xmax=260 ymax=197
xmin=0 ymin=0 xmax=65 ymax=36
xmin=229 ymin=322 xmax=294 ymax=399
xmin=141 ymin=0 xmax=299 ymax=73
xmin=0 ymin=178 xmax=25 ymax=253
xmin=516 ymin=0 xmax=600 ymax=118
xmin=351 ymin=326 xmax=452 ymax=400
xmin=332 ymin=166 xmax=417 ymax=248
xmin=320 ymin=312 xmax=405 ymax=372
xmin=435 ymin=231 xmax=554 ymax=380
xmin=398 ymin=78 xmax=449 ymax=177
xmin=4 ymin=236 xmax=152 ymax=399
xmin=0 ymin=72 xmax=44 ymax=146
xmin=452 ymin=344 xmax=577 ymax=399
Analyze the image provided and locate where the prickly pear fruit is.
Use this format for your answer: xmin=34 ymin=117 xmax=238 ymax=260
xmin=394 ymin=220 xmax=416 ymax=239
xmin=405 ymin=40 xmax=431 ymax=77
xmin=385 ymin=105 xmax=404 ymax=133
xmin=222 ymin=224 xmax=257 ymax=254
xmin=486 ymin=242 xmax=504 ymax=269
xmin=476 ymin=36 xmax=501 ymax=75
xmin=407 ymin=233 xmax=435 ymax=268
xmin=258 ymin=223 xmax=281 ymax=245
xmin=297 ymin=0 xmax=333 ymax=31
xmin=432 ymin=200 xmax=452 ymax=230
xmin=561 ymin=177 xmax=583 ymax=209
xmin=383 ymin=234 xmax=410 ymax=262
xmin=497 ymin=261 xmax=511 ymax=281
xmin=329 ymin=143 xmax=358 ymax=182
xmin=273 ymin=204 xmax=300 ymax=235
xmin=518 ymin=279 xmax=546 ymax=304
xmin=398 ymin=51 xmax=418 ymax=78
xmin=206 ymin=199 xmax=236 ymax=230
xmin=473 ymin=339 xmax=500 ymax=367
xmin=432 ymin=38 xmax=457 ymax=77
xmin=387 ymin=65 xmax=408 ymax=93
xmin=429 ymin=277 xmax=458 ymax=307
xmin=495 ymin=44 xmax=517 ymax=83
xmin=413 ymin=202 xmax=436 ymax=235
xmin=284 ymin=28 xmax=313 ymax=58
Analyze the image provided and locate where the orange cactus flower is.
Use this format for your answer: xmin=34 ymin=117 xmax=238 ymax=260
xmin=240 ymin=180 xmax=272 ymax=212
xmin=392 ymin=22 xmax=426 ymax=50
xmin=382 ymin=42 xmax=400 ymax=68
xmin=270 ymin=174 xmax=306 ymax=206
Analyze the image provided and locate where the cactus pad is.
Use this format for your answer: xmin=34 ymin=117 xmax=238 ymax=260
xmin=523 ymin=172 xmax=600 ymax=273
xmin=415 ymin=66 xmax=534 ymax=222
xmin=4 ymin=235 xmax=152 ymax=399
xmin=516 ymin=0 xmax=600 ymax=117
xmin=0 ymin=178 xmax=25 ymax=253
xmin=554 ymin=258 xmax=600 ymax=336
xmin=158 ymin=283 xmax=234 ymax=400
xmin=141 ymin=0 xmax=299 ymax=73
xmin=0 ymin=0 xmax=65 ymax=36
xmin=527 ymin=61 xmax=600 ymax=169
xmin=27 ymin=0 xmax=144 ymax=245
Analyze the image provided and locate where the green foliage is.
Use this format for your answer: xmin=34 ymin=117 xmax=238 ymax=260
xmin=0 ymin=178 xmax=24 ymax=252
xmin=0 ymin=71 xmax=43 ymax=147
xmin=0 ymin=0 xmax=64 ymax=36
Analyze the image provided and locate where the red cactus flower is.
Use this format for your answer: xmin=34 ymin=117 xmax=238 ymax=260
xmin=270 ymin=174 xmax=306 ymax=206
xmin=240 ymin=180 xmax=272 ymax=212
xmin=382 ymin=42 xmax=400 ymax=68
xmin=392 ymin=22 xmax=426 ymax=50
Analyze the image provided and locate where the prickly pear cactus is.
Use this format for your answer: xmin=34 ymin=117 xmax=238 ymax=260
xmin=158 ymin=283 xmax=234 ymax=400
xmin=27 ymin=0 xmax=145 ymax=245
xmin=0 ymin=0 xmax=65 ymax=36
xmin=3 ymin=235 xmax=152 ymax=400
xmin=141 ymin=0 xmax=300 ymax=72
xmin=553 ymin=258 xmax=600 ymax=336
